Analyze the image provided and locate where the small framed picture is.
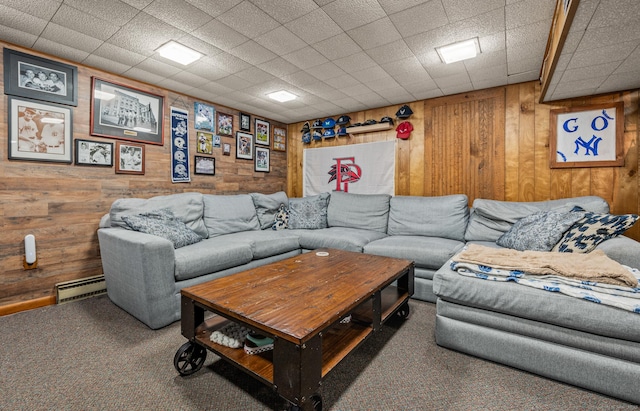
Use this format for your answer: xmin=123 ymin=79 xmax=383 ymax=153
xmin=236 ymin=131 xmax=253 ymax=160
xmin=223 ymin=143 xmax=231 ymax=156
xmin=115 ymin=141 xmax=145 ymax=174
xmin=75 ymin=139 xmax=113 ymax=166
xmin=240 ymin=112 xmax=251 ymax=131
xmin=213 ymin=134 xmax=221 ymax=148
xmin=255 ymin=119 xmax=270 ymax=146
xmin=8 ymin=96 xmax=73 ymax=163
xmin=217 ymin=112 xmax=233 ymax=136
xmin=194 ymin=101 xmax=214 ymax=131
xmin=273 ymin=126 xmax=287 ymax=152
xmin=3 ymin=48 xmax=78 ymax=106
xmin=255 ymin=146 xmax=270 ymax=173
xmin=196 ymin=131 xmax=213 ymax=154
xmin=194 ymin=155 xmax=215 ymax=175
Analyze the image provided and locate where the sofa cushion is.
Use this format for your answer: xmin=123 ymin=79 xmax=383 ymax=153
xmin=217 ymin=230 xmax=300 ymax=259
xmin=174 ymin=238 xmax=253 ymax=281
xmin=464 ymin=196 xmax=609 ymax=242
xmin=121 ymin=208 xmax=203 ymax=249
xmin=288 ymin=193 xmax=330 ymax=230
xmin=250 ymin=191 xmax=289 ymax=230
xmin=327 ymin=191 xmax=391 ymax=233
xmin=388 ymin=195 xmax=469 ymax=241
xmin=496 ymin=209 xmax=586 ymax=251
xmin=109 ymin=192 xmax=208 ymax=238
xmin=553 ymin=211 xmax=639 ymax=253
xmin=292 ymin=227 xmax=387 ymax=253
xmin=203 ymin=194 xmax=260 ymax=237
xmin=364 ymin=235 xmax=465 ymax=270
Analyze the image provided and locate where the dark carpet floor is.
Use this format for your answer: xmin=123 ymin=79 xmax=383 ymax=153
xmin=0 ymin=295 xmax=637 ymax=410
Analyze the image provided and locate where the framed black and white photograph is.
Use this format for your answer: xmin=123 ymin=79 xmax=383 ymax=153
xmin=194 ymin=155 xmax=215 ymax=175
xmin=255 ymin=146 xmax=270 ymax=172
xmin=196 ymin=131 xmax=213 ymax=154
xmin=255 ymin=118 xmax=270 ymax=146
xmin=75 ymin=139 xmax=113 ymax=166
xmin=91 ymin=77 xmax=164 ymax=145
xmin=217 ymin=112 xmax=233 ymax=136
xmin=236 ymin=131 xmax=253 ymax=160
xmin=8 ymin=96 xmax=73 ymax=163
xmin=240 ymin=112 xmax=251 ymax=131
xmin=115 ymin=141 xmax=145 ymax=174
xmin=3 ymin=48 xmax=78 ymax=106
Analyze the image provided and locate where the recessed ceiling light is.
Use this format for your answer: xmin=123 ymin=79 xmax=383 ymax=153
xmin=156 ymin=41 xmax=202 ymax=65
xmin=268 ymin=90 xmax=297 ymax=102
xmin=436 ymin=38 xmax=480 ymax=64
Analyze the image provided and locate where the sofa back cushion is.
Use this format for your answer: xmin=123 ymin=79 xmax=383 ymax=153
xmin=250 ymin=191 xmax=289 ymax=230
xmin=327 ymin=191 xmax=391 ymax=233
xmin=109 ymin=192 xmax=208 ymax=238
xmin=203 ymin=194 xmax=260 ymax=237
xmin=464 ymin=196 xmax=610 ymax=242
xmin=388 ymin=194 xmax=469 ymax=241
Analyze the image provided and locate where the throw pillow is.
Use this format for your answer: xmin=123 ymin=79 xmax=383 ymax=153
xmin=121 ymin=208 xmax=202 ymax=249
xmin=250 ymin=191 xmax=289 ymax=230
xmin=496 ymin=209 xmax=586 ymax=251
xmin=287 ymin=193 xmax=330 ymax=230
xmin=272 ymin=204 xmax=289 ymax=231
xmin=552 ymin=211 xmax=639 ymax=253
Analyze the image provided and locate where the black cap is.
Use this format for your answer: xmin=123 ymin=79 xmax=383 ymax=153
xmin=395 ymin=104 xmax=413 ymax=119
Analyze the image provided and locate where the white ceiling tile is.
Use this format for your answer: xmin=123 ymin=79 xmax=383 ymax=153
xmin=235 ymin=66 xmax=276 ymax=84
xmin=135 ymin=57 xmax=182 ymax=77
xmin=83 ymin=54 xmax=132 ymax=74
xmin=322 ymin=0 xmax=387 ymax=31
xmin=561 ymin=61 xmax=621 ymax=83
xmin=282 ymin=70 xmax=323 ymax=88
xmin=283 ymin=46 xmax=329 ymax=70
xmin=614 ymin=46 xmax=640 ymax=74
xmin=208 ymin=51 xmax=252 ymax=73
xmin=121 ymin=67 xmax=166 ymax=84
xmin=434 ymin=72 xmax=472 ymax=88
xmin=255 ymin=26 xmax=307 ymax=56
xmin=184 ymin=0 xmax=243 ymax=17
xmin=251 ymin=0 xmax=319 ymax=24
xmin=569 ymin=0 xmax=599 ymax=31
xmin=215 ymin=74 xmax=254 ymax=90
xmin=334 ymin=51 xmax=377 ymax=72
xmin=505 ymin=0 xmax=555 ymax=30
xmin=119 ymin=0 xmax=153 ymax=11
xmin=324 ymin=73 xmax=359 ymax=89
xmin=401 ymin=78 xmax=439 ymax=93
xmin=597 ymin=71 xmax=640 ymax=94
xmin=378 ymin=0 xmax=430 ymax=15
xmin=410 ymin=88 xmax=444 ymax=100
xmin=469 ymin=64 xmax=507 ymax=82
xmin=1 ymin=0 xmax=61 ymax=20
xmin=472 ymin=77 xmax=507 ymax=90
xmin=347 ymin=17 xmax=402 ymax=50
xmin=440 ymin=82 xmax=474 ymax=95
xmin=507 ymin=70 xmax=539 ymax=84
xmin=261 ymin=57 xmax=301 ymax=77
xmin=389 ymin=1 xmax=449 ymax=38
xmin=443 ymin=0 xmax=504 ymax=23
xmin=63 ymin=0 xmax=139 ymax=26
xmin=176 ymin=34 xmax=224 ymax=57
xmin=159 ymin=77 xmax=197 ymax=94
xmin=191 ymin=20 xmax=249 ymax=51
xmin=352 ymin=91 xmax=389 ymax=107
xmin=0 ymin=4 xmax=49 ymax=36
xmin=108 ymin=12 xmax=186 ymax=55
xmin=341 ymin=82 xmax=374 ymax=96
xmin=590 ymin=0 xmax=640 ymax=29
xmin=366 ymin=40 xmax=414 ymax=65
xmin=479 ymin=32 xmax=506 ymax=53
xmin=0 ymin=24 xmax=38 ymax=47
xmin=506 ymin=20 xmax=551 ymax=47
xmin=219 ymin=1 xmax=280 ymax=39
xmin=285 ymin=8 xmax=343 ymax=44
xmin=506 ymin=40 xmax=547 ymax=63
xmin=426 ymin=61 xmax=467 ymax=79
xmin=312 ymin=33 xmax=362 ymax=60
xmin=51 ymin=4 xmax=120 ymax=41
xmin=31 ymin=37 xmax=90 ymax=62
xmin=577 ymin=24 xmax=640 ymax=52
xmin=364 ymin=77 xmax=401 ymax=92
xmin=40 ymin=23 xmax=103 ymax=53
xmin=507 ymin=56 xmax=542 ymax=75
xmin=305 ymin=62 xmax=347 ymax=81
xmin=90 ymin=42 xmax=148 ymax=66
xmin=351 ymin=65 xmax=392 ymax=83
xmin=144 ymin=0 xmax=213 ymax=32
xmin=568 ymin=41 xmax=635 ymax=70
xmin=185 ymin=56 xmax=231 ymax=80
xmin=228 ymin=40 xmax=277 ymax=65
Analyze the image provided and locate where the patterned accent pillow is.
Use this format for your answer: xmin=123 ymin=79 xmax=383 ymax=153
xmin=272 ymin=204 xmax=289 ymax=231
xmin=496 ymin=209 xmax=586 ymax=251
xmin=553 ymin=211 xmax=639 ymax=253
xmin=287 ymin=193 xmax=329 ymax=230
xmin=121 ymin=208 xmax=203 ymax=249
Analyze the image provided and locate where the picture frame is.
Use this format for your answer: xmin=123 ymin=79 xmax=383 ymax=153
xmin=194 ymin=101 xmax=215 ymax=131
xmin=115 ymin=141 xmax=145 ymax=174
xmin=273 ymin=126 xmax=287 ymax=152
xmin=549 ymin=102 xmax=624 ymax=168
xmin=3 ymin=48 xmax=78 ymax=106
xmin=196 ymin=131 xmax=213 ymax=154
xmin=255 ymin=146 xmax=270 ymax=173
xmin=236 ymin=131 xmax=253 ymax=160
xmin=240 ymin=112 xmax=251 ymax=131
xmin=255 ymin=119 xmax=270 ymax=146
xmin=90 ymin=77 xmax=164 ymax=145
xmin=194 ymin=155 xmax=215 ymax=175
xmin=223 ymin=143 xmax=231 ymax=156
xmin=216 ymin=112 xmax=233 ymax=136
xmin=75 ymin=139 xmax=113 ymax=166
xmin=8 ymin=96 xmax=73 ymax=163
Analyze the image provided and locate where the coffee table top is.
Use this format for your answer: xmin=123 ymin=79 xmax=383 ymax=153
xmin=182 ymin=248 xmax=413 ymax=343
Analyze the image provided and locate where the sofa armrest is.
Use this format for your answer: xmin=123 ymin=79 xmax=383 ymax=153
xmin=596 ymin=235 xmax=640 ymax=270
xmin=97 ymin=227 xmax=177 ymax=329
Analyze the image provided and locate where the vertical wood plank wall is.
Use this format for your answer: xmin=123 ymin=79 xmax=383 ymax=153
xmin=287 ymin=81 xmax=639 ymax=240
xmin=0 ymin=43 xmax=287 ymax=309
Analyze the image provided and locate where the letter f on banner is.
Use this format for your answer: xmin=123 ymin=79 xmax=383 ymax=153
xmin=328 ymin=157 xmax=362 ymax=192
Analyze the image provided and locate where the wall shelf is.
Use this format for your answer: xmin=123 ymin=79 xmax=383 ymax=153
xmin=346 ymin=122 xmax=393 ymax=134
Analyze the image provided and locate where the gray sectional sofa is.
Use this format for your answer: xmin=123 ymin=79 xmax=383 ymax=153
xmin=97 ymin=190 xmax=640 ymax=404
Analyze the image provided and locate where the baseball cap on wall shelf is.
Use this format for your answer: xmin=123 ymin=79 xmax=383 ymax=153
xmin=363 ymin=119 xmax=377 ymax=125
xmin=396 ymin=104 xmax=413 ymax=119
xmin=312 ymin=119 xmax=323 ymax=129
xmin=380 ymin=116 xmax=394 ymax=125
xmin=323 ymin=129 xmax=336 ymax=138
xmin=312 ymin=130 xmax=323 ymax=141
xmin=300 ymin=121 xmax=310 ymax=132
xmin=322 ymin=117 xmax=336 ymax=128
xmin=336 ymin=115 xmax=351 ymax=125
xmin=302 ymin=132 xmax=311 ymax=144
xmin=396 ymin=121 xmax=413 ymax=140
xmin=337 ymin=127 xmax=348 ymax=136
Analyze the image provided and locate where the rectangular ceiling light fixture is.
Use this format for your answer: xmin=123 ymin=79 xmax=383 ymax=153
xmin=268 ymin=90 xmax=297 ymax=102
xmin=436 ymin=38 xmax=480 ymax=64
xmin=156 ymin=41 xmax=202 ymax=65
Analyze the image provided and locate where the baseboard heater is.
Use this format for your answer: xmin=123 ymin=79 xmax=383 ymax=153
xmin=56 ymin=275 xmax=107 ymax=304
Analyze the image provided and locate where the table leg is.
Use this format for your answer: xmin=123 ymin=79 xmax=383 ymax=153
xmin=273 ymin=335 xmax=322 ymax=410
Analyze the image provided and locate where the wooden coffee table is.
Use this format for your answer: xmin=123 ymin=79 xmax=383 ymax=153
xmin=174 ymin=248 xmax=414 ymax=411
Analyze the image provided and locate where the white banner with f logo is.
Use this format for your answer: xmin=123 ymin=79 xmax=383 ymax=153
xmin=303 ymin=140 xmax=395 ymax=196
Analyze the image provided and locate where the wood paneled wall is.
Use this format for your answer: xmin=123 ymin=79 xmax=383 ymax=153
xmin=0 ymin=43 xmax=287 ymax=310
xmin=287 ymin=82 xmax=639 ymax=241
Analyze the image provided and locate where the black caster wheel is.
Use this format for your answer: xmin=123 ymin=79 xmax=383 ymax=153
xmin=287 ymin=394 xmax=322 ymax=411
xmin=174 ymin=341 xmax=207 ymax=376
xmin=396 ymin=302 xmax=410 ymax=319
